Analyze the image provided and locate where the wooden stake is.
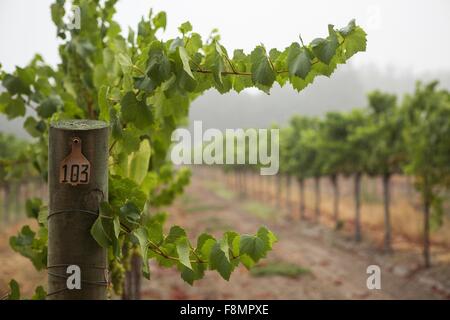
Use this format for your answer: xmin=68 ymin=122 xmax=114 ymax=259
xmin=48 ymin=120 xmax=109 ymax=300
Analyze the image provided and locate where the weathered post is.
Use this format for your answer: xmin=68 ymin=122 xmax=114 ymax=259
xmin=48 ymin=120 xmax=109 ymax=299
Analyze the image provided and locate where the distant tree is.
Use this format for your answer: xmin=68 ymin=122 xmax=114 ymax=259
xmin=0 ymin=133 xmax=34 ymax=223
xmin=365 ymin=91 xmax=405 ymax=252
xmin=282 ymin=116 xmax=311 ymax=219
xmin=402 ymin=81 xmax=450 ymax=267
xmin=319 ymin=111 xmax=352 ymax=228
xmin=279 ymin=126 xmax=295 ymax=212
xmin=345 ymin=109 xmax=372 ymax=241
xmin=296 ymin=119 xmax=324 ymax=222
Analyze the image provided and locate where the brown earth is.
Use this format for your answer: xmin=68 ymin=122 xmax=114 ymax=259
xmin=140 ymin=172 xmax=450 ymax=300
xmin=1 ymin=172 xmax=450 ymax=299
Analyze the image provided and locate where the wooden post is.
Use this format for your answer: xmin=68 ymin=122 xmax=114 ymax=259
xmin=48 ymin=120 xmax=109 ymax=300
xmin=354 ymin=172 xmax=362 ymax=242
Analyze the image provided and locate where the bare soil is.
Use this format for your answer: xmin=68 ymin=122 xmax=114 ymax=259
xmin=140 ymin=173 xmax=450 ymax=300
xmin=1 ymin=173 xmax=450 ymax=299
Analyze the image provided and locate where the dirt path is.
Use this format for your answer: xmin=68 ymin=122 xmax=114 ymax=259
xmin=141 ymin=173 xmax=450 ymax=300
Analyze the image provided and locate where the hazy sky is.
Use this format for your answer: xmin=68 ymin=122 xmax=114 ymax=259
xmin=0 ymin=0 xmax=449 ymax=74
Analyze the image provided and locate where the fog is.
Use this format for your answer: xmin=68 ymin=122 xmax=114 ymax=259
xmin=1 ymin=0 xmax=449 ymax=137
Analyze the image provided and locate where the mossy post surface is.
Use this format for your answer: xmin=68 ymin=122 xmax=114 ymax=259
xmin=48 ymin=120 xmax=109 ymax=299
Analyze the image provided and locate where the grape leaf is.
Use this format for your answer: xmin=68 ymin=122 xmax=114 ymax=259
xmin=239 ymin=235 xmax=265 ymax=262
xmin=176 ymin=237 xmax=192 ymax=270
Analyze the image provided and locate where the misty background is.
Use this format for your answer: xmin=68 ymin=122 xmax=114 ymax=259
xmin=1 ymin=0 xmax=449 ymax=137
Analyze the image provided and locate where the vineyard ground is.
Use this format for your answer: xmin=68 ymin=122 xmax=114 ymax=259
xmin=1 ymin=172 xmax=450 ymax=299
xmin=142 ymin=171 xmax=450 ymax=299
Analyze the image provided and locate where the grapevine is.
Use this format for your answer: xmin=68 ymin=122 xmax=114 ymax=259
xmin=0 ymin=0 xmax=366 ymax=298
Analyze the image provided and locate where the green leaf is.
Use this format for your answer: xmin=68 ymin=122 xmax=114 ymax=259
xmin=32 ymin=286 xmax=47 ymax=300
xmin=50 ymin=2 xmax=65 ymax=28
xmin=120 ymin=91 xmax=153 ymax=129
xmin=37 ymin=96 xmax=61 ymax=118
xmin=168 ymin=37 xmax=184 ymax=53
xmin=127 ymin=27 xmax=135 ymax=44
xmin=120 ymin=127 xmax=141 ymax=153
xmin=7 ymin=279 xmax=20 ymax=300
xmin=339 ymin=19 xmax=356 ymax=36
xmin=204 ymin=44 xmax=225 ymax=87
xmin=134 ymin=76 xmax=156 ymax=93
xmin=250 ymin=46 xmax=275 ymax=89
xmin=257 ymin=226 xmax=277 ymax=251
xmin=197 ymin=233 xmax=214 ymax=248
xmin=110 ymin=107 xmax=122 ymax=140
xmin=186 ymin=33 xmax=203 ymax=55
xmin=24 ymin=117 xmax=45 ymax=137
xmin=119 ymin=201 xmax=141 ymax=231
xmin=98 ymin=202 xmax=120 ymax=245
xmin=117 ymin=53 xmax=133 ymax=72
xmin=239 ymin=235 xmax=265 ymax=263
xmin=178 ymin=47 xmax=195 ymax=79
xmin=16 ymin=67 xmax=35 ymax=86
xmin=311 ymin=25 xmax=338 ymax=65
xmin=178 ymin=21 xmax=192 ymax=34
xmin=341 ymin=26 xmax=367 ymax=60
xmin=113 ymin=216 xmax=121 ymax=238
xmin=209 ymin=241 xmax=233 ymax=280
xmin=90 ymin=217 xmax=111 ymax=248
xmin=165 ymin=225 xmax=187 ymax=244
xmin=197 ymin=233 xmax=216 ymax=259
xmin=176 ymin=237 xmax=192 ymax=270
xmin=224 ymin=231 xmax=240 ymax=257
xmin=180 ymin=262 xmax=205 ymax=285
xmin=98 ymin=86 xmax=110 ymax=122
xmin=38 ymin=207 xmax=48 ymax=227
xmin=146 ymin=41 xmax=171 ymax=85
xmin=289 ymin=72 xmax=314 ymax=92
xmin=146 ymin=219 xmax=164 ymax=244
xmin=2 ymin=74 xmax=30 ymax=95
xmin=4 ymin=97 xmax=25 ymax=119
xmin=134 ymin=227 xmax=151 ymax=279
xmin=153 ymin=12 xmax=167 ymax=30
xmin=25 ymin=198 xmax=42 ymax=219
xmin=129 ymin=139 xmax=151 ymax=184
xmin=287 ymin=43 xmax=311 ymax=79
xmin=239 ymin=254 xmax=255 ymax=270
xmin=140 ymin=171 xmax=158 ymax=195
xmin=109 ymin=175 xmax=147 ymax=211
xmin=9 ymin=226 xmax=47 ymax=270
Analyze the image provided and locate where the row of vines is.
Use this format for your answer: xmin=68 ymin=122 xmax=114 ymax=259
xmin=224 ymin=83 xmax=450 ymax=268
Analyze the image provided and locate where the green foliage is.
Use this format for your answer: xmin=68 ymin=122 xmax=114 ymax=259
xmin=363 ymin=91 xmax=406 ymax=177
xmin=31 ymin=286 xmax=47 ymax=300
xmin=273 ymin=82 xmax=450 ymax=235
xmin=4 ymin=280 xmax=46 ymax=300
xmin=9 ymin=226 xmax=48 ymax=271
xmin=250 ymin=262 xmax=310 ymax=278
xmin=0 ymin=0 xmax=366 ymax=295
xmin=7 ymin=279 xmax=21 ymax=300
xmin=25 ymin=197 xmax=43 ymax=219
xmin=0 ymin=133 xmax=36 ymax=183
xmin=402 ymin=81 xmax=450 ymax=224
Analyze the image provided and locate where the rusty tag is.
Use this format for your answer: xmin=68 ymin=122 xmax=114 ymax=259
xmin=59 ymin=137 xmax=90 ymax=186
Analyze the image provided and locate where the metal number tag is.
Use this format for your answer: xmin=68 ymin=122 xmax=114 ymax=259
xmin=59 ymin=137 xmax=90 ymax=186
